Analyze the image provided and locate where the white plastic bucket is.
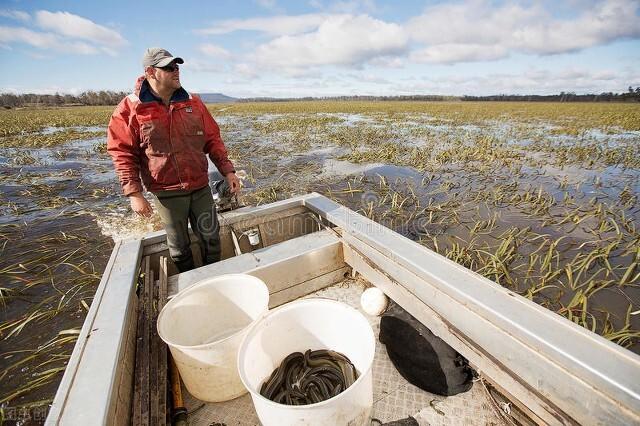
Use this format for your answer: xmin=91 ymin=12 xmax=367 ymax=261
xmin=238 ymin=298 xmax=375 ymax=426
xmin=157 ymin=274 xmax=269 ymax=402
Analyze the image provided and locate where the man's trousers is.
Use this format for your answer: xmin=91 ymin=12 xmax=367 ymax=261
xmin=152 ymin=185 xmax=221 ymax=272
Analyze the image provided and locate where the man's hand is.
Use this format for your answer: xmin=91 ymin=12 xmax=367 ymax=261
xmin=225 ymin=172 xmax=241 ymax=195
xmin=129 ymin=192 xmax=153 ymax=217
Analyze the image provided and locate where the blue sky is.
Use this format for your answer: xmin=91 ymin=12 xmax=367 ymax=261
xmin=1 ymin=0 xmax=639 ymax=97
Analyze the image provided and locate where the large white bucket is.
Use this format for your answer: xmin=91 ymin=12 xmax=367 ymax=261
xmin=238 ymin=298 xmax=375 ymax=426
xmin=157 ymin=274 xmax=269 ymax=402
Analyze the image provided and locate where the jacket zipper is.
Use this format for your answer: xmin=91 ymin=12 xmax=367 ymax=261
xmin=167 ymin=104 xmax=185 ymax=189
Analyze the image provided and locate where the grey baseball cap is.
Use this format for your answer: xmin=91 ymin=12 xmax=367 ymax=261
xmin=142 ymin=47 xmax=184 ymax=68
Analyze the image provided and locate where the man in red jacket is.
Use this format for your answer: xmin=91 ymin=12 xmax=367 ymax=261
xmin=107 ymin=47 xmax=240 ymax=272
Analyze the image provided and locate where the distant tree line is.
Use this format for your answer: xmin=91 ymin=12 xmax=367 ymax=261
xmin=240 ymin=95 xmax=457 ymax=103
xmin=0 ymin=90 xmax=128 ymax=108
xmin=462 ymin=87 xmax=640 ymax=102
xmin=241 ymin=87 xmax=640 ymax=103
xmin=2 ymin=87 xmax=639 ymax=107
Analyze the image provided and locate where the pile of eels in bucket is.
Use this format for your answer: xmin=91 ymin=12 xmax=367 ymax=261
xmin=260 ymin=349 xmax=358 ymax=405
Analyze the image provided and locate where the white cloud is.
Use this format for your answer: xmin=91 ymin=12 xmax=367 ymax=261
xmin=0 ymin=26 xmax=54 ymax=49
xmin=197 ymin=13 xmax=334 ymax=36
xmin=198 ymin=43 xmax=232 ymax=59
xmin=0 ymin=10 xmax=30 ymax=22
xmin=397 ymin=68 xmax=640 ymax=96
xmin=216 ymin=67 xmax=639 ymax=98
xmin=234 ymin=63 xmax=259 ymax=78
xmin=0 ymin=11 xmax=127 ymax=56
xmin=407 ymin=0 xmax=640 ymax=64
xmin=359 ymin=73 xmax=389 ymax=84
xmin=410 ymin=44 xmax=507 ymax=64
xmin=369 ymin=55 xmax=404 ymax=68
xmin=0 ymin=26 xmax=100 ymax=54
xmin=192 ymin=1 xmax=640 ymax=75
xmin=508 ymin=0 xmax=640 ymax=55
xmin=190 ymin=44 xmax=234 ymax=74
xmin=253 ymin=14 xmax=407 ymax=71
xmin=408 ymin=1 xmax=541 ymax=46
xmin=1 ymin=85 xmax=85 ymax=95
xmin=188 ymin=59 xmax=229 ymax=73
xmin=35 ymin=10 xmax=127 ymax=48
xmin=194 ymin=63 xmax=640 ymax=98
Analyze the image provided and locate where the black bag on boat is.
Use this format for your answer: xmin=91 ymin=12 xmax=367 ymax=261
xmin=379 ymin=302 xmax=473 ymax=396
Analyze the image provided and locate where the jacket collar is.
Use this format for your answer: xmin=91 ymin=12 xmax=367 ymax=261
xmin=135 ymin=76 xmax=189 ymax=104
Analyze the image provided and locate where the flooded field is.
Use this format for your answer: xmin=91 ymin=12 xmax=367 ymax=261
xmin=1 ymin=101 xmax=639 ymax=413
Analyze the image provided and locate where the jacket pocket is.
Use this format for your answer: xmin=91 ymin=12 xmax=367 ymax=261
xmin=168 ymin=150 xmax=207 ymax=185
xmin=147 ymin=153 xmax=179 ymax=186
xmin=178 ymin=108 xmax=206 ymax=151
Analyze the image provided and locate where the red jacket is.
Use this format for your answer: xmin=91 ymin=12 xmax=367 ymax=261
xmin=107 ymin=76 xmax=234 ymax=196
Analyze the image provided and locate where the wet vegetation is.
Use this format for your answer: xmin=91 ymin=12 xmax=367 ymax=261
xmin=0 ymin=101 xmax=639 ymax=413
xmin=0 ymin=107 xmax=125 ymax=412
xmin=0 ymin=106 xmax=112 ymax=138
xmin=215 ymin=101 xmax=640 ymax=353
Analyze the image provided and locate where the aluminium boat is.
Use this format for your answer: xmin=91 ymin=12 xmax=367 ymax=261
xmin=45 ymin=193 xmax=640 ymax=425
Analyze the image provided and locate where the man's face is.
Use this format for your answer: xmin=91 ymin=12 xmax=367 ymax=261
xmin=149 ymin=62 xmax=181 ymax=92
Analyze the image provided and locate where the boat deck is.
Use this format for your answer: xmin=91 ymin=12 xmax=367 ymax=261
xmin=183 ymin=279 xmax=507 ymax=426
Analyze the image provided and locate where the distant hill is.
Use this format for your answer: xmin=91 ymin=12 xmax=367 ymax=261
xmin=197 ymin=93 xmax=238 ymax=103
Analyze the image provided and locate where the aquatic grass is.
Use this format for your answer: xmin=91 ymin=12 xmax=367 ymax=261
xmin=101 ymin=103 xmax=640 ymax=351
xmin=619 ymin=248 xmax=640 ymax=287
xmin=9 ymin=151 xmax=38 ymax=166
xmin=245 ymin=175 xmax=295 ymax=206
xmin=1 ymin=101 xmax=639 ymax=406
xmin=339 ymin=141 xmax=406 ymax=164
xmin=1 ymin=310 xmax=56 ymax=339
xmin=0 ymin=106 xmax=112 ymax=137
xmin=93 ymin=141 xmax=108 ymax=153
xmin=252 ymin=114 xmax=345 ymax=135
xmin=213 ymin=101 xmax=640 ymax=131
xmin=602 ymin=306 xmax=640 ymax=348
xmin=470 ymin=212 xmax=500 ymax=235
xmin=0 ymin=215 xmax=112 ymax=402
xmin=0 ymin=366 xmax=67 ymax=404
xmin=0 ymin=129 xmax=105 ymax=149
xmin=52 ymin=150 xmax=67 ymax=160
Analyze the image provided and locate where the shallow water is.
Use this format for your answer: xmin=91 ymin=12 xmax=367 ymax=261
xmin=220 ymin=112 xmax=640 ymax=354
xmin=1 ymin=108 xmax=639 ymax=411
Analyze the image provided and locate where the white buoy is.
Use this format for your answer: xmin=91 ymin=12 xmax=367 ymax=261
xmin=360 ymin=287 xmax=389 ymax=316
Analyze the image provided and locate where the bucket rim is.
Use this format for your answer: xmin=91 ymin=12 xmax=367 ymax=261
xmin=237 ymin=298 xmax=376 ymax=410
xmin=157 ymin=273 xmax=269 ymax=350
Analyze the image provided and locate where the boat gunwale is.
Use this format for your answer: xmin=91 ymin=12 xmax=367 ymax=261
xmin=304 ymin=194 xmax=640 ymax=425
xmin=47 ymin=238 xmax=142 ymax=425
xmin=46 ymin=192 xmax=640 ymax=426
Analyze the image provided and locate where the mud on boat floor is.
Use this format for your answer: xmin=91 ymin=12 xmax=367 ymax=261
xmin=183 ymin=280 xmax=507 ymax=426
